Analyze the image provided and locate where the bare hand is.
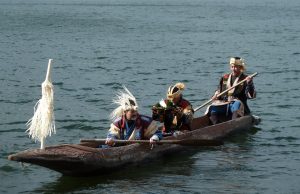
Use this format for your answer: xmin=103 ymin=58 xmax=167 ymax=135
xmin=150 ymin=135 xmax=159 ymax=145
xmin=246 ymin=76 xmax=253 ymax=84
xmin=212 ymin=91 xmax=220 ymax=100
xmin=105 ymin=138 xmax=115 ymax=146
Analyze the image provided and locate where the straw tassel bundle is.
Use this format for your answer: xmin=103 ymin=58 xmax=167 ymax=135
xmin=26 ymin=59 xmax=56 ymax=149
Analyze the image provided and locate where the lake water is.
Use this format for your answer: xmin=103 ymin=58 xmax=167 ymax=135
xmin=1 ymin=0 xmax=300 ymax=193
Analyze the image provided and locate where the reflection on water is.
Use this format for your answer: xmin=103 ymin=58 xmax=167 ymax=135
xmin=226 ymin=127 xmax=262 ymax=144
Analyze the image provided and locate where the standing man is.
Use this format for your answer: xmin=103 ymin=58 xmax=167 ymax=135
xmin=207 ymin=57 xmax=256 ymax=124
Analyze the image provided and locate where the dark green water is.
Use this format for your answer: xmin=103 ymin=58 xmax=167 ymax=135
xmin=1 ymin=0 xmax=299 ymax=193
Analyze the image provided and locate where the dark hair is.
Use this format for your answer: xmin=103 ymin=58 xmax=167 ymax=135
xmin=172 ymin=87 xmax=179 ymax=94
xmin=129 ymin=99 xmax=136 ymax=106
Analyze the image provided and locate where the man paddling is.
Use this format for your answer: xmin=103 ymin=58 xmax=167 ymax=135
xmin=206 ymin=57 xmax=256 ymax=124
xmin=152 ymin=83 xmax=194 ymax=134
xmin=105 ymin=86 xmax=162 ymax=146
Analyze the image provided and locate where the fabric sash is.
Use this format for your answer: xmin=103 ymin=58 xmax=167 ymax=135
xmin=227 ymin=74 xmax=241 ymax=99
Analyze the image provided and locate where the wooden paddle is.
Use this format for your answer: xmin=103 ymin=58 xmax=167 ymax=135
xmin=80 ymin=138 xmax=223 ymax=146
xmin=194 ymin=72 xmax=258 ymax=112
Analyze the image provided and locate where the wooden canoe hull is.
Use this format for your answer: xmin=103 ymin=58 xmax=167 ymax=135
xmin=8 ymin=115 xmax=260 ymax=176
xmin=8 ymin=143 xmax=183 ymax=176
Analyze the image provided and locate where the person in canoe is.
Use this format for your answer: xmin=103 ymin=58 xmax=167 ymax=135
xmin=105 ymin=86 xmax=162 ymax=147
xmin=152 ymin=82 xmax=194 ymax=135
xmin=206 ymin=57 xmax=256 ymax=124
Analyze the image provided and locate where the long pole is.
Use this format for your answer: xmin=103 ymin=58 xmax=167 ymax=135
xmin=80 ymin=138 xmax=223 ymax=146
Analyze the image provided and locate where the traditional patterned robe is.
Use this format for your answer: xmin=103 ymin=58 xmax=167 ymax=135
xmin=107 ymin=114 xmax=162 ymax=140
xmin=163 ymin=97 xmax=194 ymax=132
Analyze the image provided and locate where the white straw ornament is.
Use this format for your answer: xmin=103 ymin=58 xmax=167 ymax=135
xmin=26 ymin=59 xmax=56 ymax=149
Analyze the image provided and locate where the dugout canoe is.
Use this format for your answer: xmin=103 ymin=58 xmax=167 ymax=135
xmin=8 ymin=114 xmax=260 ymax=176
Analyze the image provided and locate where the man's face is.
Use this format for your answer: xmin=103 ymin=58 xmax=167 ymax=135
xmin=125 ymin=109 xmax=138 ymax=120
xmin=170 ymin=95 xmax=180 ymax=104
xmin=231 ymin=64 xmax=242 ymax=76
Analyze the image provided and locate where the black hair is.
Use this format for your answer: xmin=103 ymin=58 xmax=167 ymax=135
xmin=172 ymin=87 xmax=179 ymax=94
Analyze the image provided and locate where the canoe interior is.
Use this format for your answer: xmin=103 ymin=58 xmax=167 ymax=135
xmin=80 ymin=115 xmax=227 ymax=148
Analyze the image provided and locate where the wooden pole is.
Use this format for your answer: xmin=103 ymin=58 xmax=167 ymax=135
xmin=80 ymin=138 xmax=223 ymax=146
xmin=45 ymin=59 xmax=53 ymax=82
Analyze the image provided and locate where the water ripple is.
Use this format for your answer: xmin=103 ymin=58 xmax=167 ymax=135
xmin=0 ymin=121 xmax=26 ymax=126
xmin=2 ymin=99 xmax=33 ymax=104
xmin=56 ymin=119 xmax=99 ymax=123
xmin=0 ymin=165 xmax=18 ymax=173
xmin=62 ymin=123 xmax=99 ymax=131
xmin=274 ymin=136 xmax=298 ymax=141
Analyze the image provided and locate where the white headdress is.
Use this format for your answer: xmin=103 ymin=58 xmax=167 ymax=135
xmin=110 ymin=86 xmax=138 ymax=121
xmin=167 ymin=82 xmax=185 ymax=100
xmin=229 ymin=57 xmax=246 ymax=71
